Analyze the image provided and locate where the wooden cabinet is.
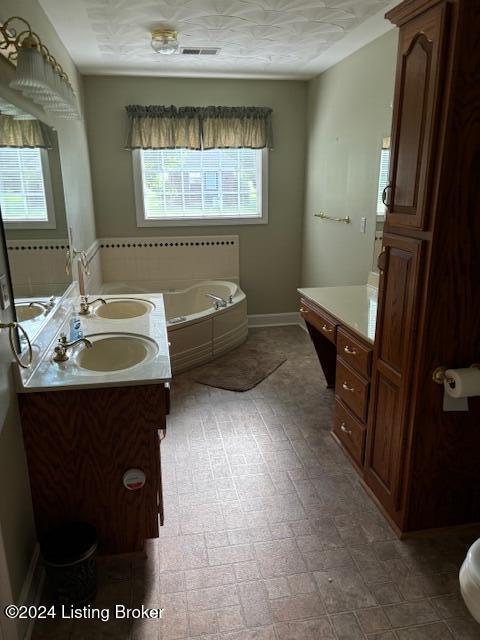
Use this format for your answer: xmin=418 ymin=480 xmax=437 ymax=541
xmin=300 ymin=300 xmax=373 ymax=468
xmin=335 ymin=359 xmax=370 ymax=423
xmin=300 ymin=298 xmax=337 ymax=344
xmin=385 ymin=1 xmax=450 ymax=230
xmin=365 ymin=0 xmax=480 ymax=533
xmin=334 ymin=401 xmax=366 ymax=468
xmin=365 ymin=234 xmax=423 ymax=518
xmin=304 ymin=0 xmax=480 ymax=535
xmin=19 ymin=383 xmax=169 ymax=554
xmin=337 ymin=328 xmax=372 ymax=379
xmin=300 ymin=297 xmax=337 ymax=388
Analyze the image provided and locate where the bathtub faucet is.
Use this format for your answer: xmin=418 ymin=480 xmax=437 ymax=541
xmin=206 ymin=293 xmax=227 ymax=310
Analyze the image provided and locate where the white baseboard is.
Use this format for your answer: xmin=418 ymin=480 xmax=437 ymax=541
xmin=248 ymin=312 xmax=302 ymax=328
xmin=18 ymin=545 xmax=44 ymax=640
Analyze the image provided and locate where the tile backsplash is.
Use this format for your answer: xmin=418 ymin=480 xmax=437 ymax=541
xmin=97 ymin=235 xmax=239 ymax=292
xmin=6 ymin=239 xmax=71 ymax=297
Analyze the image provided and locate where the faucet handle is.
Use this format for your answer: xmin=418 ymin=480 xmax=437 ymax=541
xmin=58 ymin=333 xmax=68 ymax=345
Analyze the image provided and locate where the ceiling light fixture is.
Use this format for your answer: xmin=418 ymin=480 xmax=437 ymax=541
xmin=0 ymin=16 xmax=80 ymax=119
xmin=151 ymin=29 xmax=179 ymax=55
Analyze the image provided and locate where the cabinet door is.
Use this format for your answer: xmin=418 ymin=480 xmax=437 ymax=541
xmin=365 ymin=234 xmax=423 ymax=523
xmin=385 ymin=2 xmax=449 ymax=230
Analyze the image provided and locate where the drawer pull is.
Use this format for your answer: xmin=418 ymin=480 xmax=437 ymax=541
xmin=300 ymin=307 xmax=308 ymax=314
xmin=322 ymin=324 xmax=333 ymax=333
xmin=342 ymin=381 xmax=355 ymax=392
xmin=340 ymin=422 xmax=352 ymax=436
xmin=344 ymin=345 xmax=357 ymax=356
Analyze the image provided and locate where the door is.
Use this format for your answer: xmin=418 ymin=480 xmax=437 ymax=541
xmin=365 ymin=234 xmax=423 ymax=523
xmin=385 ymin=2 xmax=450 ymax=230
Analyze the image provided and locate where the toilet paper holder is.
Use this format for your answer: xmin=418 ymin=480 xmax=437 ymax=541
xmin=433 ymin=364 xmax=480 ymax=387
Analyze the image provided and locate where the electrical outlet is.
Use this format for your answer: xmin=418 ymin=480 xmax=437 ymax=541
xmin=0 ymin=274 xmax=11 ymax=310
xmin=360 ymin=217 xmax=367 ymax=234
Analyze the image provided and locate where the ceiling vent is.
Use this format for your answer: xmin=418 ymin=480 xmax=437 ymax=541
xmin=180 ymin=47 xmax=220 ymax=56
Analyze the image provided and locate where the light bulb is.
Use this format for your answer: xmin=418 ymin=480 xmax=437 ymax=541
xmin=151 ymin=30 xmax=179 ymax=55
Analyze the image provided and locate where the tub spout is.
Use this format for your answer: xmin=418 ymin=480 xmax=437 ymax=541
xmin=205 ymin=293 xmax=227 ymax=309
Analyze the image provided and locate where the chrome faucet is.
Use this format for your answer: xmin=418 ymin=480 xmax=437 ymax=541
xmin=52 ymin=333 xmax=92 ymax=363
xmin=205 ymin=293 xmax=227 ymax=310
xmin=78 ymin=295 xmax=107 ymax=316
xmin=28 ymin=296 xmax=56 ymax=313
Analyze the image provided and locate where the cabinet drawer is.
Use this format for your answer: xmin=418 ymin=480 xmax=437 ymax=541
xmin=337 ymin=329 xmax=372 ymax=379
xmin=335 ymin=358 xmax=370 ymax=422
xmin=334 ymin=399 xmax=366 ymax=466
xmin=300 ymin=298 xmax=337 ymax=344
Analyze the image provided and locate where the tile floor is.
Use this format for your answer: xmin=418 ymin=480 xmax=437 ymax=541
xmin=33 ymin=327 xmax=480 ymax=639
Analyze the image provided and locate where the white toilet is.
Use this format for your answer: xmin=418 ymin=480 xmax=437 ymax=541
xmin=460 ymin=538 xmax=480 ymax=623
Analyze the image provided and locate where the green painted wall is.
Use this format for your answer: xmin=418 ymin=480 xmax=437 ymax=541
xmin=301 ymin=29 xmax=398 ymax=288
xmin=83 ymin=76 xmax=307 ymax=314
xmin=0 ymin=0 xmax=96 ymax=610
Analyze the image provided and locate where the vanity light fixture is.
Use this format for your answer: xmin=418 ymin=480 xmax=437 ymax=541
xmin=151 ymin=29 xmax=179 ymax=55
xmin=0 ymin=16 xmax=80 ymax=119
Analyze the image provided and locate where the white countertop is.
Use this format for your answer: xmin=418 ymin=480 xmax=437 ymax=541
xmin=298 ymin=285 xmax=378 ymax=343
xmin=17 ymin=294 xmax=171 ymax=393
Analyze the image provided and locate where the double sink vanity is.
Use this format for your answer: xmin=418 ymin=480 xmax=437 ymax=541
xmin=14 ymin=287 xmax=171 ymax=554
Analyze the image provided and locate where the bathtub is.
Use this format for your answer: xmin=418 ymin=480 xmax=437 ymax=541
xmin=100 ymin=280 xmax=248 ymax=373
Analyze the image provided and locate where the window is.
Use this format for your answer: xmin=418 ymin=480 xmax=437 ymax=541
xmin=376 ymin=139 xmax=391 ymax=218
xmin=0 ymin=147 xmax=55 ymax=228
xmin=133 ymin=148 xmax=268 ymax=226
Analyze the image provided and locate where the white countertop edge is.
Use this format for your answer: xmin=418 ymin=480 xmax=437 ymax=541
xmin=16 ymin=291 xmax=172 ymax=394
xmin=297 ymin=284 xmax=378 ymax=344
xmin=17 ymin=374 xmax=171 ymax=394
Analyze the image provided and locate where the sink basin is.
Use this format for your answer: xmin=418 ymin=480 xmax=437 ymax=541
xmin=75 ymin=333 xmax=158 ymax=373
xmin=95 ymin=298 xmax=154 ymax=320
xmin=16 ymin=304 xmax=44 ymax=322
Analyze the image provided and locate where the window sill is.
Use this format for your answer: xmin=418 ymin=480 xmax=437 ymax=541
xmin=4 ymin=220 xmax=56 ymax=230
xmin=137 ymin=215 xmax=268 ymax=227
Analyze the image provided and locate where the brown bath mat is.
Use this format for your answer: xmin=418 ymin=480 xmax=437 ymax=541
xmin=191 ymin=343 xmax=287 ymax=392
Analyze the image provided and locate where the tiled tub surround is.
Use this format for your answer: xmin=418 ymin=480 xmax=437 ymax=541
xmin=16 ymin=292 xmax=171 ymax=392
xmin=6 ymin=239 xmax=71 ymax=297
xmin=99 ymin=235 xmax=240 ymax=293
xmin=31 ymin=327 xmax=480 ymax=640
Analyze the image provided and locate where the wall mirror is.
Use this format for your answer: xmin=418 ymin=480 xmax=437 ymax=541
xmin=0 ymin=95 xmax=71 ymax=343
xmin=372 ymin=136 xmax=390 ymax=273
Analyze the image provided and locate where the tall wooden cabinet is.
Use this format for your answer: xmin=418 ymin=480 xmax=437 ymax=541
xmin=365 ymin=0 xmax=480 ymax=533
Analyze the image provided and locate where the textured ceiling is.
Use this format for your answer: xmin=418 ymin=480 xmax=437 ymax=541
xmin=39 ymin=0 xmax=395 ymax=78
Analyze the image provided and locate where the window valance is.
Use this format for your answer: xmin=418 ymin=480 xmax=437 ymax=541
xmin=0 ymin=115 xmax=53 ymax=149
xmin=125 ymin=105 xmax=273 ymax=150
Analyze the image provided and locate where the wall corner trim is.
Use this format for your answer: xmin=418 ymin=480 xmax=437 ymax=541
xmin=18 ymin=544 xmax=44 ymax=640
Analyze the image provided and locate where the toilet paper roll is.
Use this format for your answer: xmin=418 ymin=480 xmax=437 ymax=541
xmin=444 ymin=367 xmax=480 ymax=399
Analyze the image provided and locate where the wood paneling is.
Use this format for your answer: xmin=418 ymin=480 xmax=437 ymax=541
xmin=377 ymin=235 xmax=423 ymax=373
xmin=365 ymin=234 xmax=423 ymax=523
xmin=19 ymin=384 xmax=168 ymax=554
xmin=386 ymin=2 xmax=449 ymax=229
xmin=403 ymin=0 xmax=480 ymax=530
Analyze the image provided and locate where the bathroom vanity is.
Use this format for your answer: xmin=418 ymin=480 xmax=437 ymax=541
xmin=298 ymin=284 xmax=377 ymax=470
xmin=15 ymin=291 xmax=171 ymax=554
